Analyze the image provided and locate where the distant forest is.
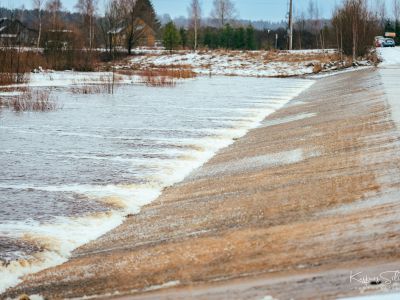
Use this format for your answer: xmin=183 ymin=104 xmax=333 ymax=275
xmin=0 ymin=0 xmax=398 ymax=59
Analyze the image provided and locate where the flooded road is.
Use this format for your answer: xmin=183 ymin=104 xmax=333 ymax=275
xmin=0 ymin=75 xmax=314 ymax=292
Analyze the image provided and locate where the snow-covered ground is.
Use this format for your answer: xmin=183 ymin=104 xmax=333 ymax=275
xmin=354 ymin=47 xmax=400 ymax=300
xmin=340 ymin=292 xmax=400 ymax=300
xmin=378 ymin=47 xmax=400 ymax=65
xmin=378 ymin=47 xmax=400 ymax=129
xmin=124 ymin=49 xmax=362 ymax=77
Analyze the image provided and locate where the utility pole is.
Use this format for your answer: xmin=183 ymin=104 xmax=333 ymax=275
xmin=288 ymin=0 xmax=293 ymax=50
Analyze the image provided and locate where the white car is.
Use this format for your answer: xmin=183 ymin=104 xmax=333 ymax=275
xmin=375 ymin=36 xmax=385 ymax=47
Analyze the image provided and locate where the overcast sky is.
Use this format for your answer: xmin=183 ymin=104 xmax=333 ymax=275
xmin=0 ymin=0 xmax=396 ymax=22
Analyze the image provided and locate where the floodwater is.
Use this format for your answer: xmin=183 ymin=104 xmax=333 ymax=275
xmin=0 ymin=75 xmax=314 ymax=292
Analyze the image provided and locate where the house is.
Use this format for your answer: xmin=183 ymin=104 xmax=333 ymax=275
xmin=45 ymin=29 xmax=74 ymax=51
xmin=108 ymin=17 xmax=156 ymax=51
xmin=134 ymin=18 xmax=156 ymax=47
xmin=0 ymin=18 xmax=37 ymax=47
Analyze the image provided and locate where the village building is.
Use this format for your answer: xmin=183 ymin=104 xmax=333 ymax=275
xmin=45 ymin=29 xmax=74 ymax=51
xmin=0 ymin=18 xmax=37 ymax=47
xmin=108 ymin=17 xmax=156 ymax=52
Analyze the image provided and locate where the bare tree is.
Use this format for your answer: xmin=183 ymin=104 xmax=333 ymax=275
xmin=394 ymin=0 xmax=400 ymax=22
xmin=102 ymin=0 xmax=121 ymax=55
xmin=103 ymin=0 xmax=158 ymax=55
xmin=46 ymin=0 xmax=62 ymax=28
xmin=188 ymin=0 xmax=201 ymax=50
xmin=294 ymin=11 xmax=306 ymax=50
xmin=118 ymin=0 xmax=159 ymax=54
xmin=307 ymin=0 xmax=321 ymax=48
xmin=332 ymin=2 xmax=344 ymax=59
xmin=307 ymin=0 xmax=315 ymax=19
xmin=75 ymin=0 xmax=97 ymax=49
xmin=33 ymin=0 xmax=45 ymax=50
xmin=375 ymin=0 xmax=386 ymax=29
xmin=332 ymin=0 xmax=379 ymax=60
xmin=119 ymin=0 xmax=142 ymax=54
xmin=210 ymin=0 xmax=236 ymax=28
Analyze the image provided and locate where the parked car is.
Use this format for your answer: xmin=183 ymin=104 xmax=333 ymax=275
xmin=375 ymin=36 xmax=385 ymax=47
xmin=382 ymin=38 xmax=396 ymax=47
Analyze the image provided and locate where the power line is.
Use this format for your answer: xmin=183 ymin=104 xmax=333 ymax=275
xmin=288 ymin=0 xmax=293 ymax=50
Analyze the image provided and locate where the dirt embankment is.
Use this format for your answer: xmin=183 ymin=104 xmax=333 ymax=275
xmin=4 ymin=68 xmax=400 ymax=300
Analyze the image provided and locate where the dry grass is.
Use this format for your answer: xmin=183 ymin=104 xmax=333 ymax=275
xmin=124 ymin=50 xmax=352 ymax=79
xmin=276 ymin=52 xmax=341 ymax=63
xmin=140 ymin=70 xmax=176 ymax=87
xmin=0 ymin=73 xmax=29 ymax=86
xmin=138 ymin=68 xmax=196 ymax=87
xmin=0 ymin=88 xmax=58 ymax=112
xmin=115 ymin=69 xmax=137 ymax=76
xmin=193 ymin=49 xmax=342 ymax=64
xmin=0 ymin=48 xmax=45 ymax=86
xmin=69 ymin=85 xmax=106 ymax=94
xmin=69 ymin=74 xmax=121 ymax=94
xmin=313 ymin=63 xmax=323 ymax=73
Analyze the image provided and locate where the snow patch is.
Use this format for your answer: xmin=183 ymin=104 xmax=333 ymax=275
xmin=189 ymin=148 xmax=319 ymax=180
xmin=378 ymin=47 xmax=400 ymax=130
xmin=339 ymin=292 xmax=400 ymax=300
xmin=378 ymin=47 xmax=400 ymax=66
xmin=128 ymin=51 xmax=325 ymax=77
xmin=261 ymin=296 xmax=278 ymax=300
xmin=261 ymin=113 xmax=316 ymax=127
xmin=308 ymin=66 xmax=373 ymax=79
xmin=144 ymin=280 xmax=181 ymax=292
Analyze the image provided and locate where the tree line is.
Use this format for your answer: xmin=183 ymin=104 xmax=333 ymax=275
xmin=163 ymin=0 xmax=400 ymax=57
xmin=0 ymin=0 xmax=399 ymax=61
xmin=163 ymin=23 xmax=257 ymax=51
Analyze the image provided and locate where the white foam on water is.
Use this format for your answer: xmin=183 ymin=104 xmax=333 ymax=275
xmin=0 ymin=213 xmax=123 ymax=294
xmin=0 ymin=77 xmax=315 ymax=294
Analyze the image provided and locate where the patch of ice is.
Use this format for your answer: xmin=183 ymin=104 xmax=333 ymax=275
xmin=189 ymin=148 xmax=318 ymax=180
xmin=0 ymin=91 xmax=23 ymax=97
xmin=260 ymin=113 xmax=316 ymax=127
xmin=339 ymin=292 xmax=400 ymax=300
xmin=143 ymin=280 xmax=181 ymax=292
xmin=29 ymin=295 xmax=44 ymax=300
xmin=378 ymin=47 xmax=400 ymax=66
xmin=308 ymin=66 xmax=373 ymax=79
xmin=379 ymin=68 xmax=400 ymax=130
xmin=319 ymin=190 xmax=400 ymax=217
xmin=261 ymin=296 xmax=278 ymax=300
